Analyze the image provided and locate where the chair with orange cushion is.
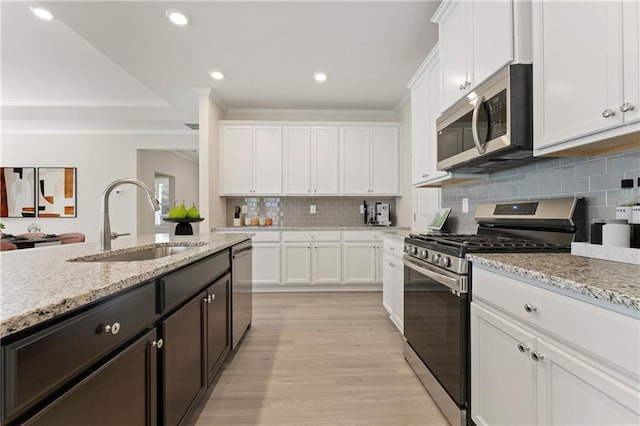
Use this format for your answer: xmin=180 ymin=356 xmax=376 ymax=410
xmin=58 ymin=233 xmax=85 ymax=244
xmin=1 ymin=241 xmax=18 ymax=251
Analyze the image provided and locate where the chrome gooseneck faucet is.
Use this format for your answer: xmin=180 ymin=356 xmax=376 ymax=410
xmin=99 ymin=178 xmax=161 ymax=251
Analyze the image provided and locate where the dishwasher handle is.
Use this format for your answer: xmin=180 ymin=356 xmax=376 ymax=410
xmin=232 ymin=245 xmax=253 ymax=259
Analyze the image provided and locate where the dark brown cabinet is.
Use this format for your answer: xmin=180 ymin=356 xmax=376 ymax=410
xmin=160 ymin=291 xmax=207 ymax=426
xmin=205 ymin=273 xmax=231 ymax=384
xmin=24 ymin=329 xmax=159 ymax=426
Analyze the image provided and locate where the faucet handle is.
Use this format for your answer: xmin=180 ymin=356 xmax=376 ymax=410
xmin=110 ymin=232 xmax=131 ymax=240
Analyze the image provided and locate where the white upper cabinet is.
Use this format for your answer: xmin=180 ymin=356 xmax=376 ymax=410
xmin=437 ymin=0 xmax=474 ymax=111
xmin=283 ymin=127 xmax=312 ymax=195
xmin=341 ymin=127 xmax=371 ymax=194
xmin=370 ymin=127 xmax=399 ymax=195
xmin=533 ymin=0 xmax=640 ymax=156
xmin=284 ymin=126 xmax=339 ymax=195
xmin=220 ymin=126 xmax=254 ymax=194
xmin=220 ymin=125 xmax=282 ymax=195
xmin=341 ymin=127 xmax=399 ymax=195
xmin=433 ymin=0 xmax=526 ymax=113
xmin=254 ymin=126 xmax=283 ymax=194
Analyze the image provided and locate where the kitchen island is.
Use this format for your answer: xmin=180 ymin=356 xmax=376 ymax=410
xmin=0 ymin=232 xmax=252 ymax=425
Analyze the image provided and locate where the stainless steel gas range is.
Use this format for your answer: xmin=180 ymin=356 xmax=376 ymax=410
xmin=402 ymin=197 xmax=586 ymax=426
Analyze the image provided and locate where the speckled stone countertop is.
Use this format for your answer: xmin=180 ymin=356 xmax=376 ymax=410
xmin=467 ymin=253 xmax=640 ymax=312
xmin=382 ymin=230 xmax=412 ymax=242
xmin=0 ymin=232 xmax=252 ymax=338
xmin=216 ymin=226 xmax=410 ymax=232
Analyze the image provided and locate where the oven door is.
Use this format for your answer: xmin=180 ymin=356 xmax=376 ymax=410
xmin=403 ymin=256 xmax=468 ymax=408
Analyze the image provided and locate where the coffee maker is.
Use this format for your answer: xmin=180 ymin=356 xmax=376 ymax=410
xmin=364 ymin=201 xmax=391 ymax=226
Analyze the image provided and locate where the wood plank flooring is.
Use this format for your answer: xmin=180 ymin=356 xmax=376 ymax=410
xmin=195 ymin=292 xmax=447 ymax=426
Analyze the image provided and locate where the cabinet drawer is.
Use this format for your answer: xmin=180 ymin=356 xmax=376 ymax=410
xmin=252 ymin=232 xmax=280 ymax=243
xmin=282 ymin=231 xmax=341 ymax=242
xmin=23 ymin=329 xmax=157 ymax=426
xmin=2 ymin=283 xmax=156 ymax=421
xmin=343 ymin=231 xmax=382 ymax=242
xmin=472 ymin=266 xmax=640 ymax=376
xmin=383 ymin=238 xmax=404 ymax=257
xmin=159 ymin=250 xmax=230 ymax=313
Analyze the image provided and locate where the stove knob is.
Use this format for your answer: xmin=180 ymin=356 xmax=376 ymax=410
xmin=420 ymin=250 xmax=428 ymax=259
xmin=440 ymin=257 xmax=451 ymax=267
xmin=404 ymin=245 xmax=410 ymax=253
xmin=431 ymin=254 xmax=440 ymax=263
xmin=410 ymin=246 xmax=418 ymax=255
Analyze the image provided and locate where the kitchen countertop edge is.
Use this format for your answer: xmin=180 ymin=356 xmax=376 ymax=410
xmin=467 ymin=253 xmax=640 ymax=313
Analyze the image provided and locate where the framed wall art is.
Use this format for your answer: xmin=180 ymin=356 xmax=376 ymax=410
xmin=37 ymin=167 xmax=77 ymax=218
xmin=0 ymin=167 xmax=36 ymax=217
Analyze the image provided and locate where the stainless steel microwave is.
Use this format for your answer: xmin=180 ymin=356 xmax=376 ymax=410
xmin=436 ymin=64 xmax=533 ymax=174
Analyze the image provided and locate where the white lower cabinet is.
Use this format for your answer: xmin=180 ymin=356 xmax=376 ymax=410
xmin=382 ymin=246 xmax=403 ymax=333
xmin=471 ymin=303 xmax=536 ymax=425
xmin=281 ymin=232 xmax=342 ymax=286
xmin=311 ymin=243 xmax=341 ymax=284
xmin=471 ymin=265 xmax=640 ymax=426
xmin=342 ymin=242 xmax=383 ymax=284
xmin=252 ymin=243 xmax=280 ymax=285
xmin=281 ymin=243 xmax=312 ymax=284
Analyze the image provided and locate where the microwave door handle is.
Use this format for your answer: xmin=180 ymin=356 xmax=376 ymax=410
xmin=471 ymin=95 xmax=487 ymax=154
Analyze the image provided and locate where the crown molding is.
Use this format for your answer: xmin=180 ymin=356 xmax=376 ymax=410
xmin=193 ymin=87 xmax=227 ymax=112
xmin=406 ymin=44 xmax=439 ymax=90
xmin=393 ymin=91 xmax=411 ymax=117
xmin=223 ymin=108 xmax=398 ymax=121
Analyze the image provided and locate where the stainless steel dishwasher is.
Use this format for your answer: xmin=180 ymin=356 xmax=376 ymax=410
xmin=231 ymin=240 xmax=252 ymax=350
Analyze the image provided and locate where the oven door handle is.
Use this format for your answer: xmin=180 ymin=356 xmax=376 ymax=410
xmin=404 ymin=259 xmax=467 ymax=294
xmin=471 ymin=95 xmax=487 ymax=154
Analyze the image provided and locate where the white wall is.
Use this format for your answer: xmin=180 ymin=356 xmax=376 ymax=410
xmin=1 ymin=134 xmax=198 ymax=240
xmin=136 ymin=150 xmax=199 ymax=236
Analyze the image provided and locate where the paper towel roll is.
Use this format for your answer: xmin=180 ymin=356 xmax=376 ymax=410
xmin=602 ymin=223 xmax=630 ymax=248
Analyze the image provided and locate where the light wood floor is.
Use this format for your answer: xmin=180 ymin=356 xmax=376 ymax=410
xmin=195 ymin=292 xmax=447 ymax=426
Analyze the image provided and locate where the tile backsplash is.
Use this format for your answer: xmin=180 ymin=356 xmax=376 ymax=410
xmin=441 ymin=148 xmax=640 ymax=235
xmin=225 ymin=197 xmax=396 ymax=227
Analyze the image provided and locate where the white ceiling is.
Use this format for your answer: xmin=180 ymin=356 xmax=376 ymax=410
xmin=1 ymin=1 xmax=440 ymax=133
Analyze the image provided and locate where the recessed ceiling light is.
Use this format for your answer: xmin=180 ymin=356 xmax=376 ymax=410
xmin=30 ymin=6 xmax=53 ymax=20
xmin=314 ymin=72 xmax=327 ymax=82
xmin=166 ymin=9 xmax=188 ymax=26
xmin=210 ymin=71 xmax=224 ymax=80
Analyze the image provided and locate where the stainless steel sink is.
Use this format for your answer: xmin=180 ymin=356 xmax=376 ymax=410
xmin=70 ymin=244 xmax=202 ymax=262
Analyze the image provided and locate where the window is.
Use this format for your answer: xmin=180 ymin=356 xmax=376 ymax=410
xmin=154 ymin=175 xmax=171 ymax=232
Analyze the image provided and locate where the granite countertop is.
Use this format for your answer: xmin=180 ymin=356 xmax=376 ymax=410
xmin=0 ymin=232 xmax=252 ymax=338
xmin=216 ymin=226 xmax=411 ymax=232
xmin=467 ymin=253 xmax=640 ymax=312
xmin=382 ymin=230 xmax=412 ymax=242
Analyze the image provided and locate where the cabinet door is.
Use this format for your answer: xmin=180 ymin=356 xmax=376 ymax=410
xmin=284 ymin=127 xmax=312 ymax=195
xmin=391 ymin=258 xmax=404 ymax=333
xmin=206 ymin=274 xmax=230 ymax=384
xmin=340 ymin=127 xmax=371 ymax=194
xmin=254 ymin=126 xmax=283 ymax=194
xmin=252 ymin=243 xmax=280 ymax=285
xmin=412 ymin=187 xmax=440 ymax=232
xmin=313 ymin=127 xmax=339 ymax=195
xmin=382 ymin=253 xmax=395 ymax=315
xmin=24 ymin=330 xmax=158 ymax=426
xmin=536 ymin=339 xmax=640 ymax=425
xmin=411 ymin=71 xmax=431 ymax=184
xmin=622 ymin=0 xmax=640 ymax=124
xmin=533 ymin=1 xmax=623 ymax=149
xmin=472 ymin=0 xmax=513 ymax=87
xmin=370 ymin=127 xmax=399 ymax=195
xmin=374 ymin=244 xmax=383 ymax=284
xmin=220 ymin=126 xmax=253 ymax=194
xmin=161 ymin=293 xmax=206 ymax=426
xmin=312 ymin=243 xmax=341 ymax=284
xmin=471 ymin=303 xmax=536 ymax=426
xmin=281 ymin=243 xmax=311 ymax=284
xmin=439 ymin=0 xmax=472 ymax=111
xmin=342 ymin=243 xmax=376 ymax=284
